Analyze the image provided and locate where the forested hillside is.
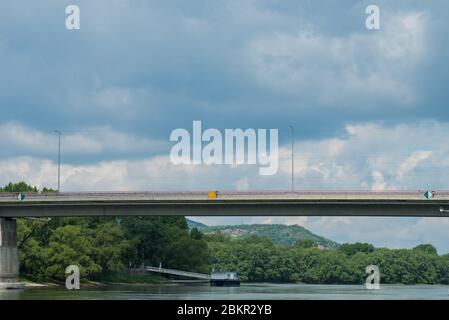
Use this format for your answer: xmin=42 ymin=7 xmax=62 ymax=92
xmin=188 ymin=220 xmax=338 ymax=248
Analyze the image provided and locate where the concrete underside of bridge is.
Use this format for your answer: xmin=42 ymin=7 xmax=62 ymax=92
xmin=1 ymin=191 xmax=449 ymax=218
xmin=0 ymin=201 xmax=448 ymax=217
xmin=0 ymin=218 xmax=24 ymax=289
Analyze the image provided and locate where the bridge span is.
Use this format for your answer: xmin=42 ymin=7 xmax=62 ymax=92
xmin=145 ymin=266 xmax=210 ymax=280
xmin=1 ymin=190 xmax=449 ymax=218
xmin=1 ymin=190 xmax=449 ymax=289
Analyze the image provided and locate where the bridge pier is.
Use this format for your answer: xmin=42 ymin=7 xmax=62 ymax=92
xmin=0 ymin=218 xmax=24 ymax=289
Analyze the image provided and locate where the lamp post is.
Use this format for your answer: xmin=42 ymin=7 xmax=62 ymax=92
xmin=54 ymin=130 xmax=61 ymax=192
xmin=289 ymin=126 xmax=294 ymax=192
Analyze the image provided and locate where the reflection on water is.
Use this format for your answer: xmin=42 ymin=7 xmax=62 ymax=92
xmin=1 ymin=283 xmax=449 ymax=300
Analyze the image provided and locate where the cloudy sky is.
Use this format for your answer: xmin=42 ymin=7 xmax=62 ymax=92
xmin=1 ymin=1 xmax=449 ymax=252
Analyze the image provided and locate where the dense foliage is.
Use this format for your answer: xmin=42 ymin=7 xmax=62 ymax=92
xmin=207 ymin=235 xmax=449 ymax=284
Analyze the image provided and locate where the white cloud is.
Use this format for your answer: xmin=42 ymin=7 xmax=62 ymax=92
xmin=397 ymin=151 xmax=432 ymax=179
xmin=2 ymin=120 xmax=449 ymax=191
xmin=371 ymin=171 xmax=387 ymax=190
xmin=0 ymin=121 xmax=166 ymax=156
xmin=247 ymin=11 xmax=428 ymax=107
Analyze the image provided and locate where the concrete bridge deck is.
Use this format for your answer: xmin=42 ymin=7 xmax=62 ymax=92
xmin=1 ymin=191 xmax=449 ymax=217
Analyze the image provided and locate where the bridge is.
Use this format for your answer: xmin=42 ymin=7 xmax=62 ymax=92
xmin=1 ymin=190 xmax=449 ymax=217
xmin=145 ymin=266 xmax=210 ymax=280
xmin=1 ymin=190 xmax=449 ymax=289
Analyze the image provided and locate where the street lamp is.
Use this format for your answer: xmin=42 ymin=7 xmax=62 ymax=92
xmin=289 ymin=126 xmax=294 ymax=192
xmin=54 ymin=130 xmax=61 ymax=192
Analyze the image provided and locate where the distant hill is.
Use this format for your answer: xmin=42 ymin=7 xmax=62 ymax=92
xmin=186 ymin=218 xmax=208 ymax=229
xmin=186 ymin=219 xmax=338 ymax=249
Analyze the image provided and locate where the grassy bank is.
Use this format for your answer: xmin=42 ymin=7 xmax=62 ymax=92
xmin=20 ymin=275 xmax=61 ymax=288
xmin=93 ymin=273 xmax=166 ymax=284
xmin=20 ymin=272 xmax=166 ymax=287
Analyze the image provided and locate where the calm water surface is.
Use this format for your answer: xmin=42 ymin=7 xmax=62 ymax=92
xmin=1 ymin=283 xmax=449 ymax=300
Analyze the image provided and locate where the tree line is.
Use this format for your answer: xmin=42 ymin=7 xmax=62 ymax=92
xmin=206 ymin=234 xmax=449 ymax=284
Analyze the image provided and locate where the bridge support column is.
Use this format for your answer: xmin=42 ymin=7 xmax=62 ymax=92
xmin=0 ymin=218 xmax=24 ymax=289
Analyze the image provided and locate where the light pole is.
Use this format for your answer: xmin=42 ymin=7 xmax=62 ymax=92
xmin=54 ymin=130 xmax=61 ymax=192
xmin=289 ymin=126 xmax=294 ymax=192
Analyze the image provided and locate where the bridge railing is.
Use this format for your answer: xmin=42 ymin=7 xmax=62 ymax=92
xmin=145 ymin=266 xmax=210 ymax=280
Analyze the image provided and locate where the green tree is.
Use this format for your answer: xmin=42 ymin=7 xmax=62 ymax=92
xmin=90 ymin=221 xmax=131 ymax=273
xmin=43 ymin=225 xmax=101 ymax=279
xmin=413 ymin=244 xmax=438 ymax=255
xmin=1 ymin=181 xmax=38 ymax=192
xmin=339 ymin=243 xmax=375 ymax=256
xmin=190 ymin=227 xmax=205 ymax=240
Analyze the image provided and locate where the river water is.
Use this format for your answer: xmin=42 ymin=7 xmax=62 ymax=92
xmin=1 ymin=283 xmax=449 ymax=300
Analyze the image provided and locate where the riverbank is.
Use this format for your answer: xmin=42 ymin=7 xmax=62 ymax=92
xmin=20 ymin=273 xmax=449 ymax=288
xmin=20 ymin=277 xmax=106 ymax=288
xmin=20 ymin=273 xmax=167 ymax=288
